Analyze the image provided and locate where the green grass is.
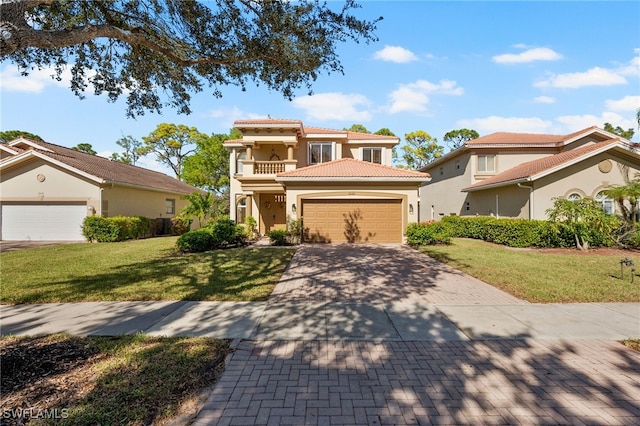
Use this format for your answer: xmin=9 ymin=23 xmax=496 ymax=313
xmin=417 ymin=238 xmax=640 ymax=303
xmin=0 ymin=237 xmax=296 ymax=304
xmin=1 ymin=334 xmax=229 ymax=425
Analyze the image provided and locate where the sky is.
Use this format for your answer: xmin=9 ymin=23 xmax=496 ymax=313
xmin=1 ymin=1 xmax=639 ymax=175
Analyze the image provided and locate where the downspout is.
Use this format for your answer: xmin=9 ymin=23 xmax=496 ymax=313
xmin=517 ymin=183 xmax=534 ymax=219
xmin=495 ymin=195 xmax=499 ymax=219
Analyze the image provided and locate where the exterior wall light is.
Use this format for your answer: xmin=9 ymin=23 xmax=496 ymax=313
xmin=409 ymin=204 xmax=414 ymax=215
xmin=292 ymin=203 xmax=297 ymax=213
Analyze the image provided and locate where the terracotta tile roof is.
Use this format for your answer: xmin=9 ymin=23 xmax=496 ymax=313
xmin=234 ymin=118 xmax=303 ymax=126
xmin=277 ymin=158 xmax=431 ymax=179
xmin=463 ymin=139 xmax=622 ymax=191
xmin=466 ymin=126 xmax=601 ymax=146
xmin=1 ymin=140 xmax=199 ymax=195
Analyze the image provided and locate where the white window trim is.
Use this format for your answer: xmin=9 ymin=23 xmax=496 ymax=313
xmin=477 ymin=154 xmax=496 ymax=173
xmin=361 ymin=147 xmax=384 ymax=164
xmin=308 ymin=141 xmax=335 ymax=164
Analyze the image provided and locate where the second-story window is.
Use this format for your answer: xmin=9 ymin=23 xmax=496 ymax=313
xmin=236 ymin=150 xmax=246 ymax=175
xmin=362 ymin=147 xmax=382 ymax=164
xmin=309 ymin=142 xmax=333 ymax=164
xmin=477 ymin=155 xmax=495 ymax=173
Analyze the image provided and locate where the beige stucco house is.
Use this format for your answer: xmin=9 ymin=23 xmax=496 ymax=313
xmin=419 ymin=126 xmax=640 ymax=220
xmin=226 ymin=119 xmax=431 ymax=243
xmin=0 ymin=137 xmax=200 ymax=241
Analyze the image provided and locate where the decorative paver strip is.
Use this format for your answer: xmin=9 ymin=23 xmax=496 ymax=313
xmin=194 ymin=339 xmax=640 ymax=425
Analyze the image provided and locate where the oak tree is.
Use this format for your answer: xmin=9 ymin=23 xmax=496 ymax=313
xmin=1 ymin=0 xmax=380 ymax=117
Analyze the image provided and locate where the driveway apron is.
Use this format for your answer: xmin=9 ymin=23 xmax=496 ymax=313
xmin=193 ymin=244 xmax=640 ymax=425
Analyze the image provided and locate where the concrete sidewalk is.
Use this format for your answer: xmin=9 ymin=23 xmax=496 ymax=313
xmin=1 ymin=300 xmax=638 ymax=341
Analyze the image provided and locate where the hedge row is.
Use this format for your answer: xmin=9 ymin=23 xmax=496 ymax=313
xmin=406 ymin=216 xmax=619 ymax=248
xmin=82 ymin=216 xmax=153 ymax=242
xmin=176 ymin=219 xmax=246 ymax=253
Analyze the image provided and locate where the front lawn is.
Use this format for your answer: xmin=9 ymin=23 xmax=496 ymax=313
xmin=417 ymin=238 xmax=640 ymax=303
xmin=1 ymin=237 xmax=296 ymax=304
xmin=0 ymin=334 xmax=229 ymax=425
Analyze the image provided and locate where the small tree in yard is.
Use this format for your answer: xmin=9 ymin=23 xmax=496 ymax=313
xmin=546 ymin=197 xmax=619 ymax=251
xmin=179 ymin=191 xmax=215 ymax=228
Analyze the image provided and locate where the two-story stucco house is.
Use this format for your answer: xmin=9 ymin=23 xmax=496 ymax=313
xmin=419 ymin=126 xmax=640 ymax=220
xmin=0 ymin=137 xmax=200 ymax=241
xmin=226 ymin=119 xmax=431 ymax=243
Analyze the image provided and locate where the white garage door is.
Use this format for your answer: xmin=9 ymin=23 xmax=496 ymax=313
xmin=1 ymin=204 xmax=87 ymax=241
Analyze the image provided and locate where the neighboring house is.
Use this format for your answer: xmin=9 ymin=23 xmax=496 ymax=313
xmin=419 ymin=126 xmax=640 ymax=220
xmin=225 ymin=119 xmax=431 ymax=243
xmin=0 ymin=137 xmax=200 ymax=241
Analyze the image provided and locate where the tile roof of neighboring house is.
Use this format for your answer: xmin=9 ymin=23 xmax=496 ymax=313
xmin=276 ymin=158 xmax=431 ymax=179
xmin=466 ymin=126 xmax=602 ymax=146
xmin=1 ymin=139 xmax=199 ymax=194
xmin=463 ymin=139 xmax=631 ymax=191
xmin=234 ymin=118 xmax=303 ymax=126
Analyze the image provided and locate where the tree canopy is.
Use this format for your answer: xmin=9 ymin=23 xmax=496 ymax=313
xmin=139 ymin=123 xmax=203 ymax=179
xmin=344 ymin=124 xmax=370 ymax=133
xmin=182 ymin=128 xmax=240 ymax=195
xmin=1 ymin=0 xmax=380 ymax=117
xmin=111 ymin=135 xmax=142 ymax=165
xmin=603 ymin=122 xmax=635 ymax=140
xmin=443 ymin=128 xmax=479 ymax=151
xmin=71 ymin=143 xmax=97 ymax=154
xmin=0 ymin=130 xmax=43 ymax=142
xmin=401 ymin=131 xmax=443 ymax=170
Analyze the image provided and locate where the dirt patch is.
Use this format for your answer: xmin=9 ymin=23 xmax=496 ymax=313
xmin=0 ymin=335 xmax=229 ymax=425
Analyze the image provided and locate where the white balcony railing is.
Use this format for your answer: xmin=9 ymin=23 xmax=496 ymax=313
xmin=254 ymin=161 xmax=285 ymax=174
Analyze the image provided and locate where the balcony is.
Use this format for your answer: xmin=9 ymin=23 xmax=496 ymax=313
xmin=254 ymin=161 xmax=286 ymax=175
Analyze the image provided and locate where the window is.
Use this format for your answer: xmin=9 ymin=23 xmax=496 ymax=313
xmin=309 ymin=143 xmax=333 ymax=164
xmin=236 ymin=150 xmax=246 ymax=175
xmin=477 ymin=155 xmax=495 ymax=173
xmin=595 ymin=191 xmax=614 ymax=215
xmin=165 ymin=198 xmax=176 ymax=215
xmin=236 ymin=197 xmax=246 ymax=224
xmin=567 ymin=193 xmax=582 ymax=201
xmin=362 ymin=147 xmax=382 ymax=164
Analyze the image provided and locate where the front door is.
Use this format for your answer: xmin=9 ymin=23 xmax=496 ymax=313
xmin=260 ymin=194 xmax=287 ymax=234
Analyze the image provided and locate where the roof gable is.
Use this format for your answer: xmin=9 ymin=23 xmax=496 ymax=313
xmin=1 ymin=139 xmax=199 ymax=195
xmin=463 ymin=139 xmax=638 ymax=191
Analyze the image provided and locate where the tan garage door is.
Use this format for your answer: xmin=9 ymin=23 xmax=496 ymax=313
xmin=302 ymin=199 xmax=402 ymax=243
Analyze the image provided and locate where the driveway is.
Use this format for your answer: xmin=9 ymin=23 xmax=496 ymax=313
xmin=269 ymin=244 xmax=526 ymax=305
xmin=193 ymin=244 xmax=640 ymax=425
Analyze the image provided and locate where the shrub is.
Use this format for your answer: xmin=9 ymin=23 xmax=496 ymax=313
xmin=170 ymin=217 xmax=191 ymax=235
xmin=625 ymin=229 xmax=640 ymax=249
xmin=82 ymin=216 xmax=151 ymax=242
xmin=176 ymin=229 xmax=215 ymax=253
xmin=82 ymin=216 xmax=119 ymax=242
xmin=286 ymin=216 xmax=303 ymax=245
xmin=210 ymin=219 xmax=243 ymax=247
xmin=441 ymin=216 xmax=493 ymax=239
xmin=268 ymin=229 xmax=288 ymax=246
xmin=483 ymin=219 xmax=548 ymax=248
xmin=406 ymin=221 xmax=452 ymax=246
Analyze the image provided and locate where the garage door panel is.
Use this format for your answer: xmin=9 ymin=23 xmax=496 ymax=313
xmin=2 ymin=204 xmax=86 ymax=241
xmin=302 ymin=199 xmax=402 ymax=243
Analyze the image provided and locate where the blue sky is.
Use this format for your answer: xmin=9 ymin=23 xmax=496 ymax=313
xmin=1 ymin=1 xmax=639 ymax=174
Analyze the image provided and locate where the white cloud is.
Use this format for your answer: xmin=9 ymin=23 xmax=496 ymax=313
xmin=206 ymin=106 xmax=263 ymax=129
xmin=457 ymin=116 xmax=554 ymax=134
xmin=292 ymin=92 xmax=372 ymax=122
xmin=605 ymin=95 xmax=640 ymax=112
xmin=0 ymin=65 xmax=70 ymax=93
xmin=535 ymin=66 xmax=627 ymax=88
xmin=533 ymin=96 xmax=556 ymax=104
xmin=493 ymin=47 xmax=563 ymax=64
xmin=388 ymin=79 xmax=463 ymax=114
xmin=373 ymin=45 xmax=418 ymax=63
